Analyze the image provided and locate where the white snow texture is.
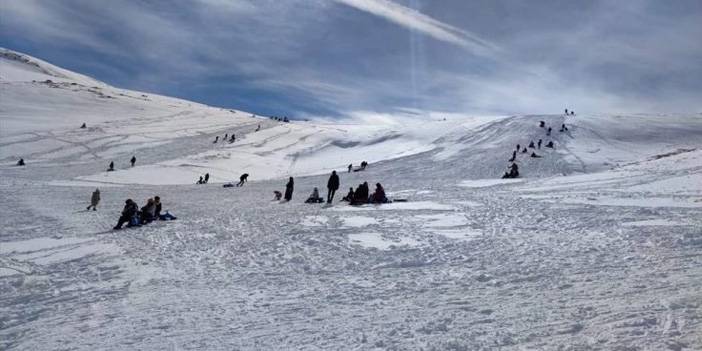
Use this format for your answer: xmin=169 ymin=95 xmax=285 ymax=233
xmin=1 ymin=48 xmax=702 ymax=350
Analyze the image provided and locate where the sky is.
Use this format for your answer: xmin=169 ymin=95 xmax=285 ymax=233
xmin=1 ymin=0 xmax=701 ymax=118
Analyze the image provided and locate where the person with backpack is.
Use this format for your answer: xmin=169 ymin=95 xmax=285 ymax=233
xmin=114 ymin=199 xmax=138 ymax=230
xmin=130 ymin=156 xmax=136 ymax=167
xmin=86 ymin=188 xmax=100 ymax=211
xmin=326 ymin=170 xmax=340 ymax=204
xmin=284 ymin=177 xmax=294 ymax=201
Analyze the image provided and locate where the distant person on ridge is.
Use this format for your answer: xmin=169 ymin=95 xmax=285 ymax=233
xmin=130 ymin=156 xmax=136 ymax=167
xmin=204 ymin=173 xmax=210 ymax=184
xmin=86 ymin=188 xmax=100 ymax=211
xmin=326 ymin=170 xmax=340 ymax=204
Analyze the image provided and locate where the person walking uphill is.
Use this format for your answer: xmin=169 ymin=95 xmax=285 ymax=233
xmin=87 ymin=188 xmax=100 ymax=211
xmin=284 ymin=177 xmax=294 ymax=201
xmin=326 ymin=170 xmax=340 ymax=204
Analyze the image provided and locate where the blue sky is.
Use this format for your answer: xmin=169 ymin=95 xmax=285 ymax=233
xmin=1 ymin=0 xmax=701 ymax=117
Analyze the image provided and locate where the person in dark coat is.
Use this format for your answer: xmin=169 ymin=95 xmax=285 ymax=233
xmin=547 ymin=127 xmax=552 ymax=136
xmin=538 ymin=139 xmax=542 ymax=149
xmin=539 ymin=121 xmax=545 ymax=128
xmin=214 ymin=136 xmax=219 ymax=143
xmin=516 ymin=144 xmax=520 ymax=151
xmin=197 ymin=176 xmax=204 ymax=184
xmin=522 ymin=147 xmax=528 ymax=154
xmin=154 ymin=196 xmax=162 ymax=218
xmin=530 ymin=152 xmax=542 ymax=158
xmin=326 ymin=170 xmax=340 ymax=204
xmin=284 ymin=177 xmax=294 ymax=201
xmin=87 ymin=188 xmax=100 ymax=211
xmin=546 ymin=141 xmax=554 ymax=148
xmin=80 ymin=123 xmax=87 ymax=128
xmin=360 ymin=161 xmax=368 ymax=170
xmin=140 ymin=198 xmax=156 ymax=224
xmin=342 ymin=187 xmax=355 ymax=202
xmin=204 ymin=173 xmax=210 ymax=184
xmin=108 ymin=161 xmax=115 ymax=171
xmin=237 ymin=173 xmax=249 ymax=186
xmin=509 ymin=150 xmax=516 ymax=162
xmin=224 ymin=133 xmax=228 ymax=140
xmin=17 ymin=158 xmax=25 ymax=166
xmin=114 ymin=199 xmax=138 ymax=230
xmin=348 ymin=164 xmax=353 ymax=173
xmin=352 ymin=182 xmax=369 ymax=205
xmin=130 ymin=156 xmax=136 ymax=167
xmin=528 ymin=141 xmax=535 ymax=148
xmin=369 ymin=183 xmax=388 ymax=204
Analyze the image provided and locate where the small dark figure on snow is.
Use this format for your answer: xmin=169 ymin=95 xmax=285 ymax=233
xmin=284 ymin=177 xmax=294 ymax=201
xmin=130 ymin=156 xmax=136 ymax=167
xmin=229 ymin=134 xmax=236 ymax=143
xmin=114 ymin=199 xmax=138 ymax=230
xmin=547 ymin=127 xmax=552 ymax=136
xmin=570 ymin=111 xmax=575 ymax=116
xmin=273 ymin=191 xmax=282 ymax=201
xmin=539 ymin=121 xmax=545 ymax=128
xmin=305 ymin=187 xmax=324 ymax=203
xmin=369 ymin=183 xmax=388 ymax=204
xmin=342 ymin=187 xmax=355 ymax=202
xmin=509 ymin=150 xmax=516 ymax=162
xmin=565 ymin=108 xmax=569 ymax=115
xmin=327 ymin=170 xmax=340 ymax=204
xmin=224 ymin=133 xmax=228 ymax=140
xmin=86 ymin=188 xmax=100 ymax=211
xmin=360 ymin=161 xmax=368 ymax=170
xmin=237 ymin=173 xmax=249 ymax=186
xmin=214 ymin=136 xmax=219 ymax=143
xmin=17 ymin=158 xmax=25 ymax=166
xmin=204 ymin=173 xmax=210 ymax=184
xmin=108 ymin=161 xmax=115 ymax=172
xmin=516 ymin=144 xmax=520 ymax=151
xmin=197 ymin=176 xmax=204 ymax=184
xmin=502 ymin=163 xmax=520 ymax=179
xmin=530 ymin=152 xmax=542 ymax=158
xmin=528 ymin=141 xmax=535 ymax=148
xmin=546 ymin=141 xmax=554 ymax=148
xmin=538 ymin=139 xmax=542 ymax=149
xmin=80 ymin=123 xmax=87 ymax=129
xmin=348 ymin=164 xmax=353 ymax=173
xmin=559 ymin=123 xmax=568 ymax=132
xmin=255 ymin=124 xmax=261 ymax=132
xmin=522 ymin=147 xmax=528 ymax=154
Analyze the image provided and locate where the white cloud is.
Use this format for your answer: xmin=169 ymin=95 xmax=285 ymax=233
xmin=334 ymin=0 xmax=498 ymax=57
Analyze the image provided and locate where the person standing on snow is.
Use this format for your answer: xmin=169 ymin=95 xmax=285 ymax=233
xmin=204 ymin=173 xmax=210 ymax=184
xmin=326 ymin=170 xmax=340 ymax=204
xmin=108 ymin=161 xmax=115 ymax=171
xmin=86 ymin=188 xmax=100 ymax=211
xmin=130 ymin=156 xmax=136 ymax=167
xmin=348 ymin=164 xmax=353 ymax=173
xmin=284 ymin=177 xmax=294 ymax=201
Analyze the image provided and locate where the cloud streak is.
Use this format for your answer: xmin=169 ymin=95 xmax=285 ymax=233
xmin=334 ymin=0 xmax=498 ymax=57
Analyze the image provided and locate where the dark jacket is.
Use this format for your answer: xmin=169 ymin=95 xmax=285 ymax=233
xmin=327 ymin=173 xmax=339 ymax=190
xmin=122 ymin=202 xmax=137 ymax=218
xmin=284 ymin=178 xmax=294 ymax=201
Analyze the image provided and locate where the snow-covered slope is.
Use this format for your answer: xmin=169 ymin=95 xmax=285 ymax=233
xmin=1 ymin=49 xmax=702 ymax=350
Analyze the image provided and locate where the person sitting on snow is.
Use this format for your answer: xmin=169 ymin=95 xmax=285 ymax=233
xmin=522 ymin=147 xmax=528 ymax=154
xmin=352 ymin=182 xmax=370 ymax=205
xmin=528 ymin=141 xmax=535 ymax=148
xmin=273 ymin=191 xmax=282 ymax=201
xmin=114 ymin=199 xmax=138 ymax=230
xmin=369 ymin=183 xmax=388 ymax=204
xmin=530 ymin=152 xmax=542 ymax=158
xmin=17 ymin=158 xmax=25 ymax=166
xmin=305 ymin=187 xmax=324 ymax=203
xmin=140 ymin=198 xmax=156 ymax=224
xmin=197 ymin=176 xmax=204 ymax=184
xmin=342 ymin=187 xmax=355 ymax=202
xmin=546 ymin=141 xmax=554 ymax=148
xmin=154 ymin=196 xmax=176 ymax=220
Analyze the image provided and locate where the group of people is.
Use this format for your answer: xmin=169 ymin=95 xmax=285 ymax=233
xmin=503 ymin=118 xmax=564 ymax=179
xmin=113 ymin=195 xmax=176 ymax=230
xmin=274 ymin=170 xmax=389 ymax=206
xmin=270 ymin=116 xmax=290 ymax=122
xmin=197 ymin=173 xmax=211 ymax=184
xmin=348 ymin=161 xmax=368 ymax=173
xmin=105 ymin=156 xmax=136 ymax=172
xmin=342 ymin=182 xmax=388 ymax=205
xmin=565 ymin=108 xmax=576 ymax=116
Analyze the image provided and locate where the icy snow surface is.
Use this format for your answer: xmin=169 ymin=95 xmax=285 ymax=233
xmin=2 ymin=49 xmax=702 ymax=350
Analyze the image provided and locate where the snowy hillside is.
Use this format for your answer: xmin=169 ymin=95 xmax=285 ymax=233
xmin=1 ymin=49 xmax=702 ymax=350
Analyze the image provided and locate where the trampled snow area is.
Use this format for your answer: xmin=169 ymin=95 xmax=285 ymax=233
xmin=2 ymin=49 xmax=702 ymax=350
